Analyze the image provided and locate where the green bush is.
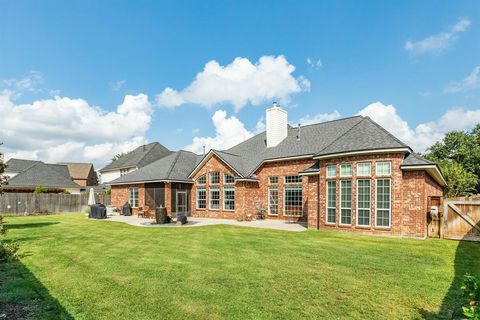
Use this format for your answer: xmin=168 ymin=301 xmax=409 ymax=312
xmin=34 ymin=186 xmax=48 ymax=193
xmin=0 ymin=215 xmax=20 ymax=263
xmin=462 ymin=274 xmax=480 ymax=319
xmin=61 ymin=189 xmax=71 ymax=194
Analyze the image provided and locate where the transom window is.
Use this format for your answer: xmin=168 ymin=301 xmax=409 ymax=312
xmin=326 ymin=165 xmax=336 ymax=178
xmin=223 ymin=187 xmax=235 ymax=210
xmin=340 ymin=180 xmax=352 ymax=224
xmin=196 ymin=188 xmax=206 ymax=209
xmin=197 ymin=174 xmax=206 ymax=185
xmin=268 ymin=176 xmax=278 ymax=184
xmin=268 ymin=187 xmax=279 ymax=215
xmin=209 ymin=188 xmax=220 ymax=209
xmin=340 ymin=164 xmax=352 ymax=177
xmin=376 ymin=162 xmax=391 ymax=176
xmin=376 ymin=179 xmax=391 ymax=227
xmin=224 ymin=173 xmax=235 ymax=184
xmin=128 ymin=187 xmax=139 ymax=208
xmin=284 ymin=186 xmax=303 ymax=216
xmin=357 ymin=163 xmax=371 ymax=176
xmin=357 ymin=179 xmax=371 ymax=226
xmin=326 ymin=180 xmax=336 ymax=224
xmin=284 ymin=175 xmax=302 ymax=184
xmin=210 ymin=172 xmax=220 ymax=184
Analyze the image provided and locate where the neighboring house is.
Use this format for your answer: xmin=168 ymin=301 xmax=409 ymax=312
xmin=58 ymin=162 xmax=98 ymax=187
xmin=109 ymin=103 xmax=446 ymax=238
xmin=4 ymin=159 xmax=82 ymax=194
xmin=98 ymin=142 xmax=172 ymax=184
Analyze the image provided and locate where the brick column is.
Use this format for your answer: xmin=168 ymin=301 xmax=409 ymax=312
xmin=164 ymin=182 xmax=172 ymax=216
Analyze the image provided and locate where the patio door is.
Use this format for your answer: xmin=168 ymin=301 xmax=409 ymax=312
xmin=176 ymin=191 xmax=188 ymax=215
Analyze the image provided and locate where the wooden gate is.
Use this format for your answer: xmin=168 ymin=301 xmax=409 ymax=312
xmin=442 ymin=197 xmax=480 ymax=241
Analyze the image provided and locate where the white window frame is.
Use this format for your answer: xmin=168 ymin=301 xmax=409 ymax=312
xmin=326 ymin=180 xmax=336 ymax=224
xmin=197 ymin=174 xmax=206 ymax=186
xmin=340 ymin=164 xmax=352 ymax=177
xmin=284 ymin=175 xmax=302 ymax=184
xmin=268 ymin=187 xmax=279 ymax=216
xmin=356 ymin=162 xmax=371 ymax=177
xmin=128 ymin=187 xmax=139 ymax=208
xmin=209 ymin=172 xmax=220 ymax=185
xmin=224 ymin=173 xmax=235 ymax=185
xmin=196 ymin=188 xmax=206 ymax=209
xmin=376 ymin=161 xmax=391 ymax=176
xmin=326 ymin=165 xmax=336 ymax=178
xmin=356 ymin=179 xmax=371 ymax=227
xmin=268 ymin=176 xmax=279 ymax=185
xmin=209 ymin=188 xmax=220 ymax=210
xmin=339 ymin=180 xmax=352 ymax=225
xmin=283 ymin=186 xmax=303 ymax=217
xmin=223 ymin=187 xmax=235 ymax=211
xmin=375 ymin=178 xmax=392 ymax=228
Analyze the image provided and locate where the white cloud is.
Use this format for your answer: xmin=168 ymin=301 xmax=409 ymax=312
xmin=2 ymin=71 xmax=44 ymax=98
xmin=358 ymin=102 xmax=480 ymax=152
xmin=404 ymin=17 xmax=471 ymax=55
xmin=184 ymin=110 xmax=254 ymax=153
xmin=296 ymin=111 xmax=341 ymax=126
xmin=111 ymin=80 xmax=127 ymax=91
xmin=175 ymin=128 xmax=184 ymax=134
xmin=445 ymin=66 xmax=480 ymax=93
xmin=307 ymin=57 xmax=323 ymax=70
xmin=156 ymin=55 xmax=309 ymax=112
xmin=0 ymin=92 xmax=152 ymax=169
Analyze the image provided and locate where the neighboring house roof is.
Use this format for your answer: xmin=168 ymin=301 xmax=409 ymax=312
xmin=5 ymin=158 xmax=41 ymax=173
xmin=6 ymin=162 xmax=81 ymax=189
xmin=99 ymin=142 xmax=172 ymax=172
xmin=109 ymin=150 xmax=199 ymax=185
xmin=58 ymin=162 xmax=94 ymax=179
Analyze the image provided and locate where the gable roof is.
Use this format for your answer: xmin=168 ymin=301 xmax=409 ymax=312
xmin=108 ymin=150 xmax=199 ymax=185
xmin=7 ymin=162 xmax=81 ymax=189
xmin=99 ymin=142 xmax=172 ymax=172
xmin=58 ymin=162 xmax=94 ymax=179
xmin=5 ymin=158 xmax=41 ymax=173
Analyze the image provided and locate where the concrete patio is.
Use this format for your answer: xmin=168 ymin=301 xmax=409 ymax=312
xmin=104 ymin=215 xmax=307 ymax=232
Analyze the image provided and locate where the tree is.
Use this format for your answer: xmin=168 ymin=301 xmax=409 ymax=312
xmin=111 ymin=153 xmax=126 ymax=163
xmin=437 ymin=161 xmax=478 ymax=197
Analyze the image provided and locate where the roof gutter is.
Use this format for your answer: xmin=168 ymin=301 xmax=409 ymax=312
xmin=99 ymin=165 xmax=138 ymax=173
xmin=400 ymin=164 xmax=447 ymax=187
xmin=108 ymin=179 xmax=194 ymax=186
xmin=249 ymin=154 xmax=315 ymax=176
xmin=313 ymin=148 xmax=411 ymax=160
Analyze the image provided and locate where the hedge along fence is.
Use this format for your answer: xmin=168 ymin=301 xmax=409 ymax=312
xmin=0 ymin=193 xmax=111 ymax=215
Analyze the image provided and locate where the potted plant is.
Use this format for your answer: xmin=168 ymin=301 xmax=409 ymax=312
xmin=256 ymin=207 xmax=266 ymax=220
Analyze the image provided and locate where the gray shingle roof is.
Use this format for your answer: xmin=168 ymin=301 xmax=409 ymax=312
xmin=401 ymin=153 xmax=435 ymax=166
xmin=109 ymin=150 xmax=198 ymax=184
xmin=99 ymin=142 xmax=171 ymax=172
xmin=7 ymin=162 xmax=81 ymax=189
xmin=5 ymin=158 xmax=40 ymax=173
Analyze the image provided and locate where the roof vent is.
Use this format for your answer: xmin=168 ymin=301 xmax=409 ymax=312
xmin=297 ymin=123 xmax=301 ymax=141
xmin=266 ymin=102 xmax=288 ymax=148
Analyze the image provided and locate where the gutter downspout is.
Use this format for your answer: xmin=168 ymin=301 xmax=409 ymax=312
xmin=317 ymin=167 xmax=320 ymax=230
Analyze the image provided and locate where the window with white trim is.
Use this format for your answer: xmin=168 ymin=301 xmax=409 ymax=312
xmin=268 ymin=187 xmax=279 ymax=215
xmin=326 ymin=180 xmax=336 ymax=223
xmin=224 ymin=173 xmax=235 ymax=184
xmin=197 ymin=174 xmax=206 ymax=185
xmin=340 ymin=164 xmax=352 ymax=177
xmin=284 ymin=175 xmax=302 ymax=184
xmin=376 ymin=179 xmax=391 ymax=227
xmin=340 ymin=180 xmax=352 ymax=224
xmin=209 ymin=188 xmax=220 ymax=209
xmin=326 ymin=165 xmax=336 ymax=178
xmin=376 ymin=162 xmax=391 ymax=175
xmin=120 ymin=168 xmax=130 ymax=176
xmin=357 ymin=179 xmax=371 ymax=226
xmin=223 ymin=187 xmax=235 ymax=210
xmin=128 ymin=187 xmax=139 ymax=208
xmin=210 ymin=172 xmax=220 ymax=184
xmin=196 ymin=188 xmax=206 ymax=209
xmin=284 ymin=186 xmax=303 ymax=216
xmin=268 ymin=176 xmax=278 ymax=184
xmin=357 ymin=163 xmax=371 ymax=176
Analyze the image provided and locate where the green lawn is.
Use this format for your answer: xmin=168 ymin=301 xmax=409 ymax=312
xmin=1 ymin=214 xmax=479 ymax=319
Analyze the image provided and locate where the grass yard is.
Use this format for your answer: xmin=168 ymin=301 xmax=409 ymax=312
xmin=1 ymin=213 xmax=479 ymax=319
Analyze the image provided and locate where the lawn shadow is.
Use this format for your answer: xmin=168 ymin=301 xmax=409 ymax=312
xmin=7 ymin=222 xmax=59 ymax=229
xmin=0 ymin=258 xmax=74 ymax=319
xmin=420 ymin=224 xmax=480 ymax=319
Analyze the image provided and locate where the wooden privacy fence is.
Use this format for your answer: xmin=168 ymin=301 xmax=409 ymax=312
xmin=428 ymin=196 xmax=480 ymax=241
xmin=0 ymin=193 xmax=111 ymax=215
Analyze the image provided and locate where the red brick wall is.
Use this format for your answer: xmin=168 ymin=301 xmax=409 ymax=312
xmin=74 ymin=179 xmax=87 ymax=187
xmin=111 ymin=183 xmax=145 ymax=216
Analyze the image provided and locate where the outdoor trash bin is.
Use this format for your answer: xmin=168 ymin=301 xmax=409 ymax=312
xmin=176 ymin=214 xmax=187 ymax=225
xmin=89 ymin=204 xmax=107 ymax=219
xmin=122 ymin=202 xmax=132 ymax=216
xmin=155 ymin=207 xmax=168 ymax=224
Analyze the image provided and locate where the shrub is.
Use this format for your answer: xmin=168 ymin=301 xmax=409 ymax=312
xmin=462 ymin=274 xmax=480 ymax=319
xmin=34 ymin=186 xmax=48 ymax=193
xmin=61 ymin=189 xmax=71 ymax=194
xmin=0 ymin=215 xmax=20 ymax=263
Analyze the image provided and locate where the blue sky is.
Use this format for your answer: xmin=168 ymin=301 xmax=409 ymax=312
xmin=1 ymin=1 xmax=479 ymax=168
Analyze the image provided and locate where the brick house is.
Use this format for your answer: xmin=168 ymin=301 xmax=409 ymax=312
xmin=58 ymin=162 xmax=98 ymax=187
xmin=109 ymin=103 xmax=445 ymax=238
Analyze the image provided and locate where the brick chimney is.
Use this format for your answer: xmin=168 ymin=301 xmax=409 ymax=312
xmin=266 ymin=102 xmax=288 ymax=148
